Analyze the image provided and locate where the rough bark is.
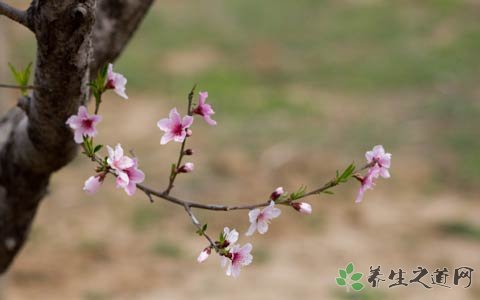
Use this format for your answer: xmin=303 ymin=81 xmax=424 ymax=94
xmin=0 ymin=0 xmax=154 ymax=274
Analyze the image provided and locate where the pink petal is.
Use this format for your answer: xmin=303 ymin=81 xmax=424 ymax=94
xmin=355 ymin=186 xmax=366 ymax=203
xmin=257 ymin=220 xmax=269 ymax=234
xmin=157 ymin=118 xmax=172 ymax=131
xmin=365 ymin=150 xmax=374 ymax=162
xmin=248 ymin=209 xmax=261 ymax=223
xmin=380 ymin=168 xmax=390 ymax=178
xmin=199 ymin=91 xmax=208 ymax=105
xmin=129 ymin=168 xmax=145 ymax=183
xmin=124 ymin=181 xmax=137 ymax=196
xmin=224 ymin=227 xmax=239 ymax=244
xmin=245 ymin=223 xmax=257 ymax=236
xmin=83 ymin=176 xmax=102 ymax=195
xmin=182 ymin=115 xmax=194 ymax=128
xmin=73 ymin=131 xmax=84 ymax=144
xmin=161 ymin=132 xmax=175 ymax=145
xmin=114 ymin=144 xmax=124 ymax=159
xmin=204 ymin=115 xmax=217 ymax=126
xmin=116 ymin=171 xmax=129 ymax=187
xmin=78 ymin=106 xmax=89 ymax=118
xmin=240 ymin=243 xmax=253 ymax=256
xmin=117 ymin=156 xmax=134 ymax=169
xmin=91 ymin=114 xmax=103 ymax=123
xmin=107 ymin=63 xmax=114 ymax=78
xmin=66 ymin=115 xmax=81 ymax=128
xmin=173 ymin=131 xmax=187 ymax=143
xmin=169 ymin=108 xmax=181 ymax=125
xmin=107 ymin=145 xmax=115 ymax=160
xmin=372 ymin=145 xmax=385 ymax=156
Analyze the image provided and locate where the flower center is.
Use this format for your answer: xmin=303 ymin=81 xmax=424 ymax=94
xmin=82 ymin=118 xmax=93 ymax=129
xmin=256 ymin=212 xmax=267 ymax=222
xmin=373 ymin=157 xmax=383 ymax=168
xmin=106 ymin=79 xmax=115 ymax=89
xmin=231 ymin=252 xmax=242 ymax=264
xmin=173 ymin=123 xmax=184 ymax=136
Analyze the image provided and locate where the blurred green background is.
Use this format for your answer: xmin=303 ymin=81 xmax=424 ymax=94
xmin=1 ymin=1 xmax=480 ymax=299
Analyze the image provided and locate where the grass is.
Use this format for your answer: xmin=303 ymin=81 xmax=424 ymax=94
xmin=130 ymin=205 xmax=164 ymax=232
xmin=439 ymin=221 xmax=480 ymax=241
xmin=4 ymin=0 xmax=480 ymax=190
xmin=150 ymin=239 xmax=183 ymax=259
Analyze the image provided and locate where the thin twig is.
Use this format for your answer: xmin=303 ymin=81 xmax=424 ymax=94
xmin=138 ymin=162 xmax=374 ymax=212
xmin=183 ymin=203 xmax=218 ymax=251
xmin=0 ymin=2 xmax=31 ymax=29
xmin=0 ymin=84 xmax=37 ymax=90
xmin=163 ymin=84 xmax=197 ymax=195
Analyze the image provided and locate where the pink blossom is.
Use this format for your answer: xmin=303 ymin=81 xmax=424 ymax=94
xmin=355 ymin=145 xmax=392 ymax=203
xmin=115 ymin=158 xmax=145 ymax=196
xmin=107 ymin=144 xmax=134 ymax=171
xmin=157 ymin=108 xmax=194 ymax=145
xmin=246 ymin=201 xmax=281 ymax=236
xmin=106 ymin=63 xmax=128 ymax=99
xmin=178 ymin=162 xmax=194 ymax=173
xmin=66 ymin=106 xmax=102 ymax=144
xmin=365 ymin=145 xmax=391 ymax=178
xmin=292 ymin=202 xmax=312 ymax=214
xmin=197 ymin=247 xmax=211 ymax=263
xmin=192 ymin=91 xmax=216 ymax=126
xmin=270 ymin=186 xmax=285 ymax=201
xmin=221 ymin=243 xmax=253 ymax=277
xmin=83 ymin=175 xmax=103 ymax=195
xmin=223 ymin=227 xmax=239 ymax=246
xmin=355 ymin=166 xmax=380 ymax=203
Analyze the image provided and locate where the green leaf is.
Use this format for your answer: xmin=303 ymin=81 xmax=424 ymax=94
xmin=290 ymin=185 xmax=307 ymax=200
xmin=8 ymin=63 xmax=21 ymax=83
xmin=346 ymin=263 xmax=354 ymax=274
xmin=8 ymin=62 xmax=32 ymax=96
xmin=351 ymin=273 xmax=363 ymax=281
xmin=219 ymin=230 xmax=225 ymax=242
xmin=337 ymin=163 xmax=356 ymax=183
xmin=339 ymin=269 xmax=347 ymax=279
xmin=323 ymin=190 xmax=334 ymax=195
xmin=93 ymin=144 xmax=103 ymax=153
xmin=351 ymin=282 xmax=364 ymax=291
xmin=336 ymin=278 xmax=346 ymax=286
xmin=23 ymin=63 xmax=32 ymax=85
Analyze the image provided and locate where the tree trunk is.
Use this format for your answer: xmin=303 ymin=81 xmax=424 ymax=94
xmin=0 ymin=0 xmax=154 ymax=274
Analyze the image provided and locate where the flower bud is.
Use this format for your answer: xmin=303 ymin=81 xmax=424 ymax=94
xmin=184 ymin=149 xmax=194 ymax=156
xmin=270 ymin=186 xmax=284 ymax=201
xmin=291 ymin=202 xmax=312 ymax=214
xmin=178 ymin=162 xmax=194 ymax=173
xmin=186 ymin=129 xmax=193 ymax=137
xmin=197 ymin=247 xmax=211 ymax=263
xmin=83 ymin=175 xmax=103 ymax=195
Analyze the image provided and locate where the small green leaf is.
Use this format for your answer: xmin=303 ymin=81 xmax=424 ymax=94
xmin=351 ymin=282 xmax=364 ymax=291
xmin=339 ymin=269 xmax=347 ymax=279
xmin=8 ymin=63 xmax=21 ymax=83
xmin=93 ymin=144 xmax=103 ymax=153
xmin=8 ymin=62 xmax=32 ymax=96
xmin=290 ymin=185 xmax=307 ymax=200
xmin=346 ymin=263 xmax=354 ymax=274
xmin=336 ymin=278 xmax=346 ymax=286
xmin=323 ymin=190 xmax=334 ymax=195
xmin=351 ymin=273 xmax=363 ymax=281
xmin=23 ymin=63 xmax=32 ymax=85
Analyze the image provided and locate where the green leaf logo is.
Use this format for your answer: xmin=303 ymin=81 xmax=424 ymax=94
xmin=335 ymin=262 xmax=365 ymax=292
